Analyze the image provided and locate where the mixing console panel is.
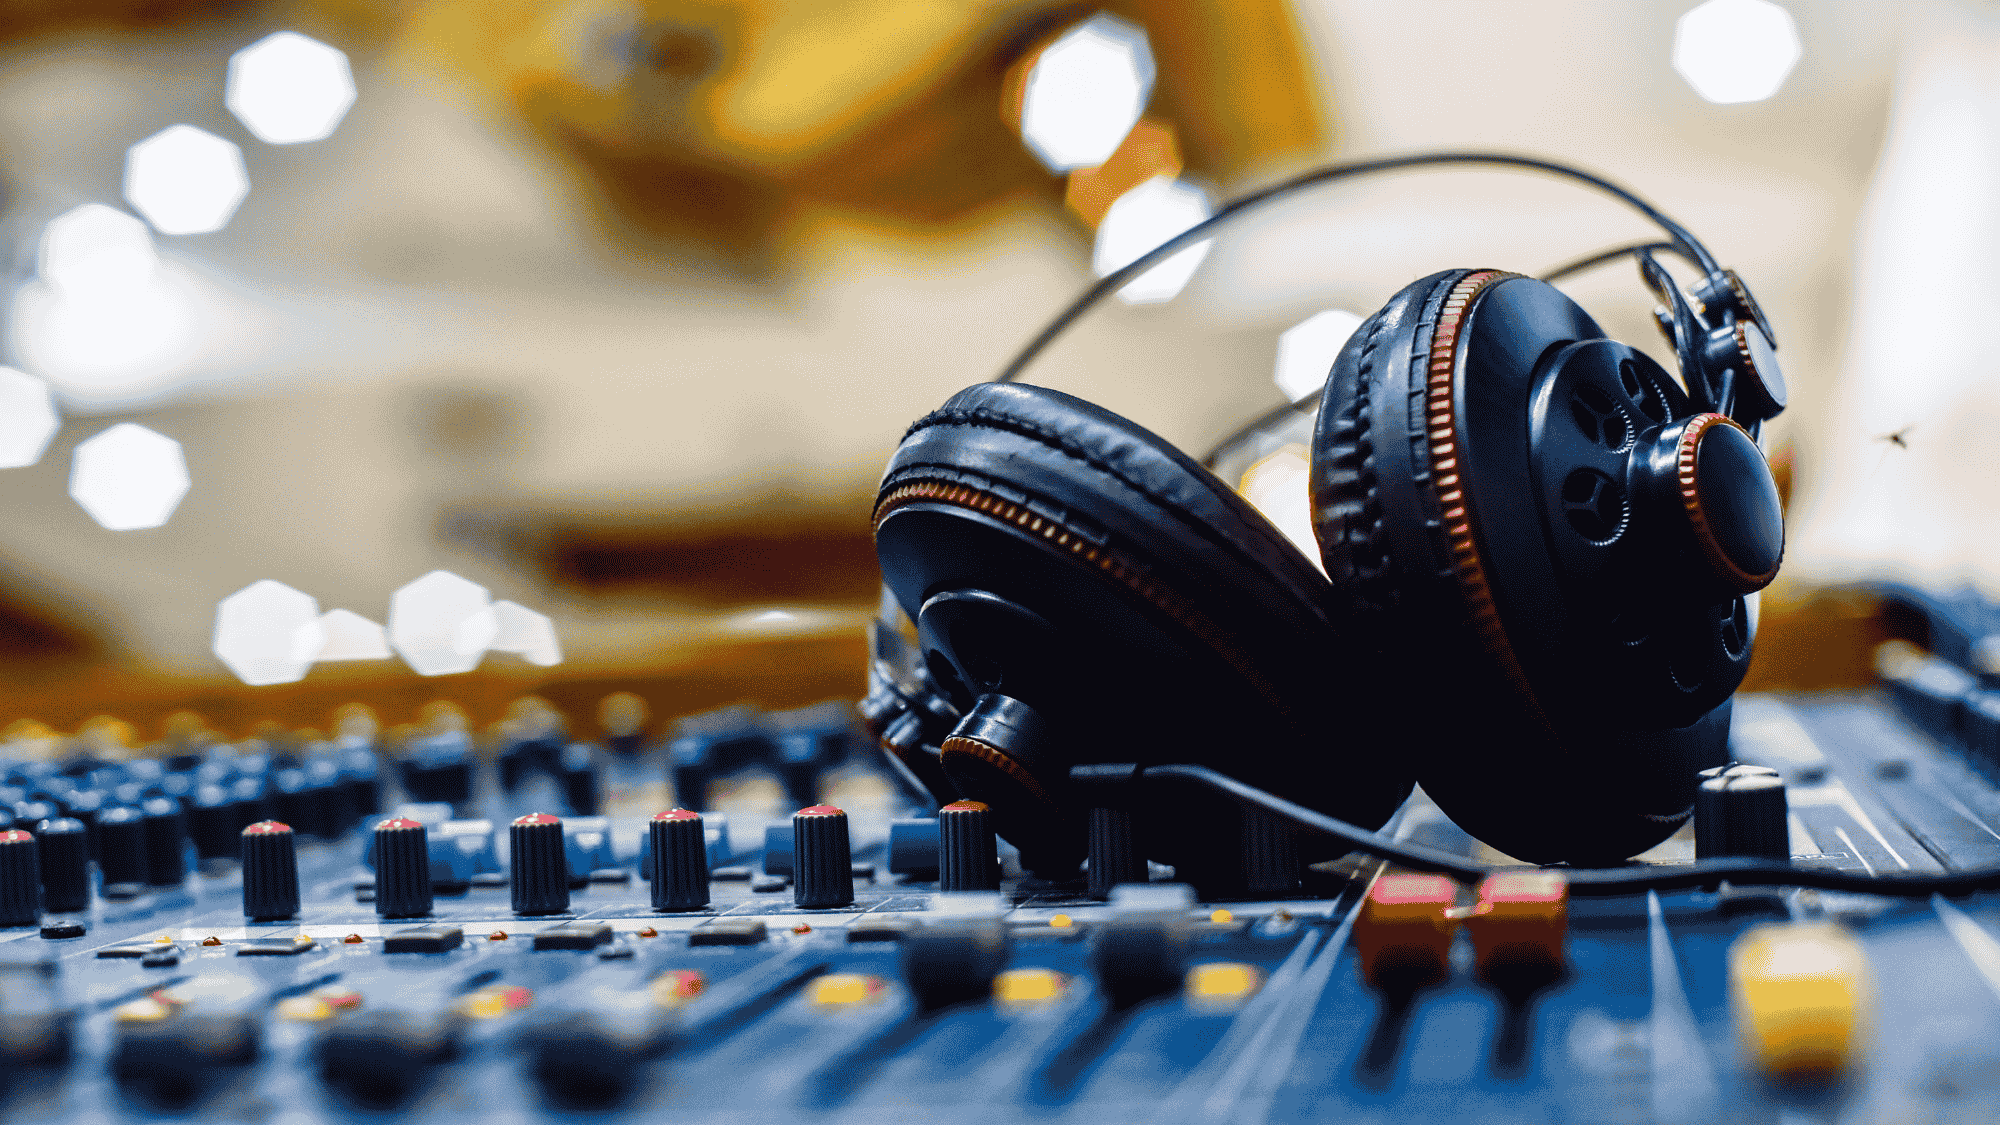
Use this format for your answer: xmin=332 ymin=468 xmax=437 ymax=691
xmin=9 ymin=684 xmax=2000 ymax=1123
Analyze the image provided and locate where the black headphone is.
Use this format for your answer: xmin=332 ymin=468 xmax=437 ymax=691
xmin=863 ymin=153 xmax=1788 ymax=887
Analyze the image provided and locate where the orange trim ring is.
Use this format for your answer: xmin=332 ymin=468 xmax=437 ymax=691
xmin=940 ymin=735 xmax=1058 ymax=809
xmin=1422 ymin=271 xmax=1537 ymax=699
xmin=1676 ymin=412 xmax=1778 ymax=593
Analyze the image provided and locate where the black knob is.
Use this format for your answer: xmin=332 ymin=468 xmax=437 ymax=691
xmin=229 ymin=777 xmax=269 ymax=833
xmin=304 ymin=760 xmax=350 ymax=838
xmin=374 ymin=817 xmax=433 ymax=919
xmin=140 ymin=797 xmax=188 ymax=888
xmin=649 ymin=809 xmax=708 ymax=912
xmin=938 ymin=800 xmax=998 ymax=892
xmin=901 ymin=919 xmax=1009 ymax=1012
xmin=1695 ymin=764 xmax=1789 ymax=861
xmin=340 ymin=746 xmax=381 ymax=821
xmin=0 ymin=828 xmax=38 ymax=926
xmin=558 ymin=744 xmax=600 ymax=816
xmin=241 ymin=820 xmax=301 ymax=920
xmin=61 ymin=789 xmax=107 ymax=859
xmin=1087 ymin=806 xmax=1145 ymax=900
xmin=510 ymin=813 xmax=569 ymax=916
xmin=188 ymin=785 xmax=239 ymax=863
xmin=98 ymin=806 xmax=149 ymax=890
xmin=36 ymin=817 xmax=90 ymax=913
xmin=791 ymin=805 xmax=852 ymax=909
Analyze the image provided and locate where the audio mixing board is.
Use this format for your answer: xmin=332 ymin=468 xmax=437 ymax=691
xmin=8 ymin=673 xmax=2000 ymax=1123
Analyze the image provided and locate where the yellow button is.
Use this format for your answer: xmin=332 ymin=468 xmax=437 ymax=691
xmin=1185 ymin=962 xmax=1262 ymax=1012
xmin=276 ymin=997 xmax=334 ymax=1022
xmin=455 ymin=985 xmax=535 ymax=1020
xmin=1467 ymin=870 xmax=1568 ymax=981
xmin=1730 ymin=922 xmax=1871 ymax=1080
xmin=993 ymin=968 xmax=1066 ymax=1007
xmin=113 ymin=998 xmax=174 ymax=1024
xmin=1048 ymin=914 xmax=1073 ymax=929
xmin=811 ymin=973 xmax=885 ymax=1008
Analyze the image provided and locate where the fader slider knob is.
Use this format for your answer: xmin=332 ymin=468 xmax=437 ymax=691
xmin=374 ymin=817 xmax=433 ymax=919
xmin=510 ymin=813 xmax=569 ymax=916
xmin=0 ymin=829 xmax=37 ymax=927
xmin=937 ymin=800 xmax=998 ymax=892
xmin=791 ymin=805 xmax=853 ymax=909
xmin=241 ymin=820 xmax=301 ymax=921
xmin=649 ymin=809 xmax=708 ymax=913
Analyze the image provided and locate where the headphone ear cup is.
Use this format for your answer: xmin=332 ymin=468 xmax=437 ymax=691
xmin=875 ymin=382 xmax=1415 ymax=883
xmin=1310 ymin=271 xmax=1732 ymax=865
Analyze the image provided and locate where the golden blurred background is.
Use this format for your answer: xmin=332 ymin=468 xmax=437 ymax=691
xmin=0 ymin=0 xmax=1987 ymax=750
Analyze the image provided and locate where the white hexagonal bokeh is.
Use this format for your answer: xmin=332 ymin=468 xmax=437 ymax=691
xmin=1020 ymin=14 xmax=1156 ymax=173
xmin=38 ymin=204 xmax=158 ymax=293
xmin=1273 ymin=310 xmax=1364 ymax=403
xmin=213 ymin=579 xmax=324 ymax=686
xmin=1673 ymin=0 xmax=1802 ymax=105
xmin=315 ymin=608 xmax=392 ymax=661
xmin=0 ymin=368 xmax=59 ymax=469
xmin=69 ymin=423 xmax=190 ymax=530
xmin=124 ymin=125 xmax=250 ymax=235
xmin=490 ymin=601 xmax=563 ymax=666
xmin=227 ymin=31 xmax=358 ymax=145
xmin=388 ymin=570 xmax=496 ymax=676
xmin=1091 ymin=176 xmax=1213 ymax=304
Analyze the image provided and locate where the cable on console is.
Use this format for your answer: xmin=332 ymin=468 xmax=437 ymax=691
xmin=1147 ymin=763 xmax=2000 ymax=899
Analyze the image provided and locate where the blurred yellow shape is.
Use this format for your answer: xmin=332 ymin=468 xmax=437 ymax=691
xmin=1730 ymin=922 xmax=1872 ymax=1080
xmin=810 ymin=972 xmax=884 ymax=1007
xmin=1184 ymin=961 xmax=1261 ymax=1010
xmin=993 ymin=967 xmax=1064 ymax=1006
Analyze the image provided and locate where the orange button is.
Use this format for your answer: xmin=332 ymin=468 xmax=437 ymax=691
xmin=1355 ymin=872 xmax=1459 ymax=988
xmin=1466 ymin=871 xmax=1567 ymax=982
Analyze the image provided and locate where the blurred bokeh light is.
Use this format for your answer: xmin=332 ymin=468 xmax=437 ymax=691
xmin=212 ymin=579 xmax=324 ymax=686
xmin=38 ymin=204 xmax=156 ymax=291
xmin=314 ymin=609 xmax=391 ymax=662
xmin=1273 ymin=310 xmax=1364 ymax=403
xmin=388 ymin=570 xmax=498 ymax=677
xmin=1020 ymin=14 xmax=1156 ymax=173
xmin=1673 ymin=0 xmax=1802 ymax=105
xmin=0 ymin=367 xmax=60 ymax=469
xmin=226 ymin=31 xmax=357 ymax=145
xmin=490 ymin=601 xmax=563 ymax=667
xmin=68 ymin=423 xmax=191 ymax=531
xmin=123 ymin=125 xmax=250 ymax=235
xmin=1092 ymin=175 xmax=1213 ymax=304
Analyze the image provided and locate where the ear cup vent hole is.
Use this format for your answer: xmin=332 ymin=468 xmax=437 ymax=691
xmin=1620 ymin=359 xmax=1668 ymax=423
xmin=1561 ymin=468 xmax=1627 ymax=544
xmin=1720 ymin=598 xmax=1750 ymax=659
xmin=1570 ymin=383 xmax=1632 ymax=451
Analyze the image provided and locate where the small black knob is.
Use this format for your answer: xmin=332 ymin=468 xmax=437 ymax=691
xmin=241 ymin=820 xmax=301 ymax=920
xmin=61 ymin=788 xmax=106 ymax=859
xmin=649 ymin=809 xmax=708 ymax=912
xmin=303 ymin=760 xmax=350 ymax=838
xmin=188 ymin=785 xmax=239 ymax=863
xmin=340 ymin=746 xmax=381 ymax=821
xmin=0 ymin=828 xmax=38 ymax=927
xmin=374 ymin=817 xmax=433 ymax=919
xmin=1695 ymin=764 xmax=1789 ymax=861
xmin=36 ymin=817 xmax=90 ymax=914
xmin=510 ymin=813 xmax=569 ymax=916
xmin=98 ymin=806 xmax=149 ymax=890
xmin=938 ymin=800 xmax=998 ymax=891
xmin=558 ymin=744 xmax=600 ymax=816
xmin=1087 ymin=807 xmax=1145 ymax=900
xmin=792 ymin=805 xmax=852 ymax=909
xmin=140 ymin=797 xmax=188 ymax=888
xmin=229 ymin=777 xmax=269 ymax=833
